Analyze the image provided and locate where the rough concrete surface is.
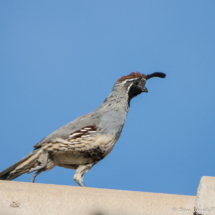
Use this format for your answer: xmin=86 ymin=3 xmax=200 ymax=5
xmin=195 ymin=176 xmax=215 ymax=215
xmin=0 ymin=180 xmax=195 ymax=215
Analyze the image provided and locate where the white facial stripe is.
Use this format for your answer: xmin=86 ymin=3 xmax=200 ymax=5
xmin=121 ymin=78 xmax=139 ymax=84
xmin=127 ymin=83 xmax=133 ymax=91
xmin=121 ymin=78 xmax=146 ymax=84
xmin=126 ymin=83 xmax=134 ymax=103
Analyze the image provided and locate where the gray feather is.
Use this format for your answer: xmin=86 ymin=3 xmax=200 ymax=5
xmin=34 ymin=113 xmax=101 ymax=148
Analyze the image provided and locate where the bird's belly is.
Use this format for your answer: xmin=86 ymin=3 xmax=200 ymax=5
xmin=52 ymin=151 xmax=93 ymax=167
xmin=51 ymin=134 xmax=118 ymax=168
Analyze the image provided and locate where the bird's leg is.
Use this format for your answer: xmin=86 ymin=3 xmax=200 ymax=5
xmin=31 ymin=169 xmax=44 ymax=183
xmin=73 ymin=164 xmax=94 ymax=187
xmin=28 ymin=150 xmax=49 ymax=173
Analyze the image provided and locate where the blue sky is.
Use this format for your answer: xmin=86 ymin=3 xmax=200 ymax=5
xmin=0 ymin=1 xmax=215 ymax=196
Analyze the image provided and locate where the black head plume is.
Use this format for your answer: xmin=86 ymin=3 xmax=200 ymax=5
xmin=146 ymin=72 xmax=166 ymax=80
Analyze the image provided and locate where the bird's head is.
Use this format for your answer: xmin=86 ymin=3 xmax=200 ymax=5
xmin=116 ymin=71 xmax=166 ymax=103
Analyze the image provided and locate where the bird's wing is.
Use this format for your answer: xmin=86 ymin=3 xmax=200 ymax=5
xmin=34 ymin=112 xmax=101 ymax=149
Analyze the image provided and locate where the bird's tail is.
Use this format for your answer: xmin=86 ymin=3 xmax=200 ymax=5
xmin=0 ymin=148 xmax=43 ymax=181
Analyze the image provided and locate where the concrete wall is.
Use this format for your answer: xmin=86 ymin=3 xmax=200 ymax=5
xmin=195 ymin=176 xmax=215 ymax=215
xmin=0 ymin=176 xmax=214 ymax=215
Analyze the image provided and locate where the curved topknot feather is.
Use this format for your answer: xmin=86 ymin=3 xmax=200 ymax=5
xmin=117 ymin=71 xmax=166 ymax=83
xmin=146 ymin=72 xmax=166 ymax=80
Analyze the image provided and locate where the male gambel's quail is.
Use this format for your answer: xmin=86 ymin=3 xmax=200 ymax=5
xmin=0 ymin=72 xmax=166 ymax=187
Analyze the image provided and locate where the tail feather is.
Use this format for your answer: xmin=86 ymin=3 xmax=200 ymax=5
xmin=0 ymin=149 xmax=40 ymax=181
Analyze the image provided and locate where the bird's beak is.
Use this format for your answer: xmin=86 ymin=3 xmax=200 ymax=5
xmin=142 ymin=87 xmax=148 ymax=93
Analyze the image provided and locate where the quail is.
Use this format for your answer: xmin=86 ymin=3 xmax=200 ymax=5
xmin=0 ymin=72 xmax=166 ymax=187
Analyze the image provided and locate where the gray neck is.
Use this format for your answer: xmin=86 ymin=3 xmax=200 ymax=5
xmin=92 ymin=83 xmax=129 ymax=136
xmin=98 ymin=83 xmax=129 ymax=113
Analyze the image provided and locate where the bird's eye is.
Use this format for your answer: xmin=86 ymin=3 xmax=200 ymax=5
xmin=134 ymin=81 xmax=138 ymax=85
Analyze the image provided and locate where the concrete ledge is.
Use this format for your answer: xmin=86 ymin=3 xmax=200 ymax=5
xmin=0 ymin=181 xmax=195 ymax=215
xmin=195 ymin=176 xmax=215 ymax=215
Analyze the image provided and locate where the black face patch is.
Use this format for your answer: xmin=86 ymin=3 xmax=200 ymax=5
xmin=128 ymin=84 xmax=143 ymax=105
